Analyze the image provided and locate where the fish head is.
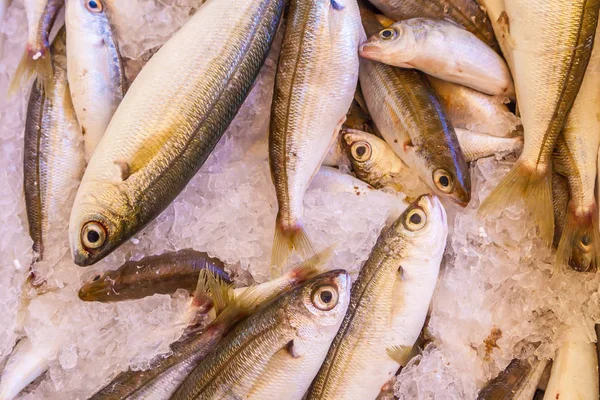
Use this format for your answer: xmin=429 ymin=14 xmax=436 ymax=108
xmin=284 ymin=269 xmax=351 ymax=344
xmin=342 ymin=129 xmax=384 ymax=178
xmin=359 ymin=22 xmax=416 ymax=66
xmin=78 ymin=268 xmax=120 ymax=301
xmin=386 ymin=194 xmax=448 ymax=263
xmin=67 ymin=0 xmax=108 ymax=26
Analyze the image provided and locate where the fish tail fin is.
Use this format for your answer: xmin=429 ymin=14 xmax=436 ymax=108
xmin=191 ymin=268 xmax=233 ymax=315
xmin=555 ymin=202 xmax=600 ymax=273
xmin=8 ymin=51 xmax=53 ymax=97
xmin=213 ymin=285 xmax=261 ymax=326
xmin=270 ymin=215 xmax=315 ymax=277
xmin=287 ymin=245 xmax=335 ymax=283
xmin=478 ymin=161 xmax=554 ymax=246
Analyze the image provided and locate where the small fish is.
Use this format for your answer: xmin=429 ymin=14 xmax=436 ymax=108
xmin=544 ymin=325 xmax=599 ymax=400
xmin=359 ymin=5 xmax=471 ymax=206
xmin=477 ymin=358 xmax=549 ymax=400
xmin=360 ymin=18 xmax=514 ymax=96
xmin=171 ymin=269 xmax=351 ymax=400
xmin=23 ymin=27 xmax=85 ymax=263
xmin=367 ymin=0 xmax=499 ymax=52
xmin=306 ymin=195 xmax=448 ymax=400
xmin=268 ymin=0 xmax=362 ymax=272
xmin=0 ymin=338 xmax=57 ymax=400
xmin=68 ymin=0 xmax=284 ymax=266
xmin=427 ymin=77 xmax=520 ymax=138
xmin=9 ymin=0 xmax=63 ymax=95
xmin=455 ymin=128 xmax=522 ymax=162
xmin=479 ymin=0 xmax=600 ymax=246
xmin=66 ymin=0 xmax=126 ymax=160
xmin=78 ymin=249 xmax=231 ymax=302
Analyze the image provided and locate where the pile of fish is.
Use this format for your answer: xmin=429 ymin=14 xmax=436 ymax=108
xmin=1 ymin=0 xmax=600 ymax=398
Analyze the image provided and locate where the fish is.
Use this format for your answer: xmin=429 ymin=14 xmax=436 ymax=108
xmin=427 ymin=77 xmax=520 ymax=138
xmin=68 ymin=0 xmax=285 ymax=266
xmin=552 ymin=172 xmax=569 ymax=249
xmin=478 ymin=0 xmax=515 ymax=72
xmin=366 ymin=0 xmax=499 ymax=52
xmin=310 ymin=166 xmax=378 ymax=196
xmin=306 ymin=194 xmax=448 ymax=400
xmin=87 ymin=252 xmax=328 ymax=400
xmin=0 ymin=338 xmax=57 ymax=400
xmin=78 ymin=249 xmax=231 ymax=302
xmin=455 ymin=128 xmax=522 ymax=162
xmin=9 ymin=0 xmax=63 ymax=95
xmin=171 ymin=269 xmax=351 ymax=400
xmin=477 ymin=358 xmax=549 ymax=400
xmin=544 ymin=325 xmax=599 ymax=400
xmin=268 ymin=0 xmax=362 ymax=272
xmin=23 ymin=27 xmax=86 ymax=263
xmin=360 ymin=18 xmax=514 ymax=96
xmin=66 ymin=0 xmax=126 ymax=160
xmin=358 ymin=5 xmax=471 ymax=206
xmin=478 ymin=0 xmax=600 ymax=246
xmin=553 ymin=22 xmax=600 ymax=273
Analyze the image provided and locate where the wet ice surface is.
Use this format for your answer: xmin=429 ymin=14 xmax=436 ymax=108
xmin=1 ymin=1 xmax=599 ymax=399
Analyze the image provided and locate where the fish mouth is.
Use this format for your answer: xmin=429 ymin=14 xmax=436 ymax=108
xmin=78 ymin=283 xmax=108 ymax=301
xmin=358 ymin=43 xmax=380 ymax=59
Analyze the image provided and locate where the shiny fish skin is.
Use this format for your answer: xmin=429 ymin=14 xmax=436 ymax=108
xmin=477 ymin=358 xmax=549 ymax=400
xmin=66 ymin=0 xmax=125 ymax=160
xmin=307 ymin=195 xmax=447 ymax=400
xmin=269 ymin=0 xmax=362 ymax=271
xmin=367 ymin=0 xmax=499 ymax=52
xmin=69 ymin=0 xmax=284 ymax=266
xmin=552 ymin=172 xmax=569 ymax=249
xmin=24 ymin=27 xmax=85 ymax=262
xmin=479 ymin=0 xmax=600 ymax=246
xmin=455 ymin=128 xmax=522 ymax=162
xmin=172 ymin=270 xmax=351 ymax=400
xmin=359 ymin=8 xmax=469 ymax=206
xmin=360 ymin=18 xmax=514 ymax=96
xmin=78 ymin=249 xmax=230 ymax=302
xmin=478 ymin=0 xmax=514 ymax=72
xmin=427 ymin=77 xmax=520 ymax=138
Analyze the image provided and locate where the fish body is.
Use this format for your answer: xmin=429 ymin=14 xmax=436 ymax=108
xmin=172 ymin=270 xmax=351 ymax=400
xmin=427 ymin=77 xmax=520 ymax=138
xmin=478 ymin=0 xmax=514 ymax=71
xmin=367 ymin=0 xmax=499 ymax=52
xmin=24 ymin=27 xmax=85 ymax=262
xmin=66 ymin=0 xmax=125 ymax=160
xmin=307 ymin=195 xmax=448 ymax=400
xmin=553 ymin=22 xmax=600 ymax=272
xmin=552 ymin=172 xmax=569 ymax=249
xmin=479 ymin=0 xmax=600 ymax=246
xmin=269 ymin=0 xmax=362 ymax=271
xmin=69 ymin=0 xmax=284 ymax=266
xmin=9 ymin=0 xmax=63 ymax=94
xmin=455 ymin=128 xmax=522 ymax=162
xmin=360 ymin=18 xmax=513 ymax=96
xmin=477 ymin=358 xmax=549 ymax=400
xmin=78 ymin=249 xmax=230 ymax=302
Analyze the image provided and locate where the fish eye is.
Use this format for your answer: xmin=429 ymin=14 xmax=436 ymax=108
xmin=85 ymin=0 xmax=103 ymax=12
xmin=92 ymin=275 xmax=101 ymax=281
xmin=81 ymin=221 xmax=107 ymax=250
xmin=379 ymin=28 xmax=397 ymax=40
xmin=433 ymin=169 xmax=454 ymax=193
xmin=350 ymin=141 xmax=372 ymax=162
xmin=404 ymin=208 xmax=427 ymax=231
xmin=312 ymin=285 xmax=339 ymax=311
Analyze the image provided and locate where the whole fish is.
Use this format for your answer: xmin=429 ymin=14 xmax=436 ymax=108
xmin=367 ymin=0 xmax=499 ymax=52
xmin=24 ymin=27 xmax=85 ymax=262
xmin=427 ymin=77 xmax=520 ymax=138
xmin=360 ymin=18 xmax=514 ymax=96
xmin=68 ymin=0 xmax=284 ymax=266
xmin=171 ymin=269 xmax=351 ymax=400
xmin=455 ymin=128 xmax=522 ymax=162
xmin=553 ymin=22 xmax=600 ymax=273
xmin=9 ymin=0 xmax=63 ymax=95
xmin=269 ymin=0 xmax=362 ymax=272
xmin=87 ymin=252 xmax=327 ymax=400
xmin=552 ymin=172 xmax=569 ymax=249
xmin=359 ymin=6 xmax=471 ymax=206
xmin=0 ymin=338 xmax=57 ymax=400
xmin=307 ymin=194 xmax=448 ymax=400
xmin=477 ymin=358 xmax=549 ymax=400
xmin=544 ymin=326 xmax=599 ymax=400
xmin=479 ymin=0 xmax=600 ymax=246
xmin=78 ymin=249 xmax=230 ymax=302
xmin=66 ymin=0 xmax=126 ymax=160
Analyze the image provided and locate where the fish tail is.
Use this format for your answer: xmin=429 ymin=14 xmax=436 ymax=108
xmin=213 ymin=285 xmax=262 ymax=326
xmin=555 ymin=203 xmax=600 ymax=273
xmin=8 ymin=50 xmax=53 ymax=97
xmin=479 ymin=161 xmax=554 ymax=246
xmin=270 ymin=214 xmax=315 ymax=277
xmin=287 ymin=245 xmax=335 ymax=283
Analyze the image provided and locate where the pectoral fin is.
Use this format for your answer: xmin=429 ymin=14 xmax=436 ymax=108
xmin=386 ymin=345 xmax=412 ymax=366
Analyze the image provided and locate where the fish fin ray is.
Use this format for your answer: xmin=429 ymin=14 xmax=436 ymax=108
xmin=270 ymin=218 xmax=315 ymax=278
xmin=8 ymin=51 xmax=53 ymax=97
xmin=386 ymin=345 xmax=412 ymax=366
xmin=555 ymin=203 xmax=600 ymax=273
xmin=287 ymin=245 xmax=335 ymax=283
xmin=213 ymin=285 xmax=261 ymax=326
